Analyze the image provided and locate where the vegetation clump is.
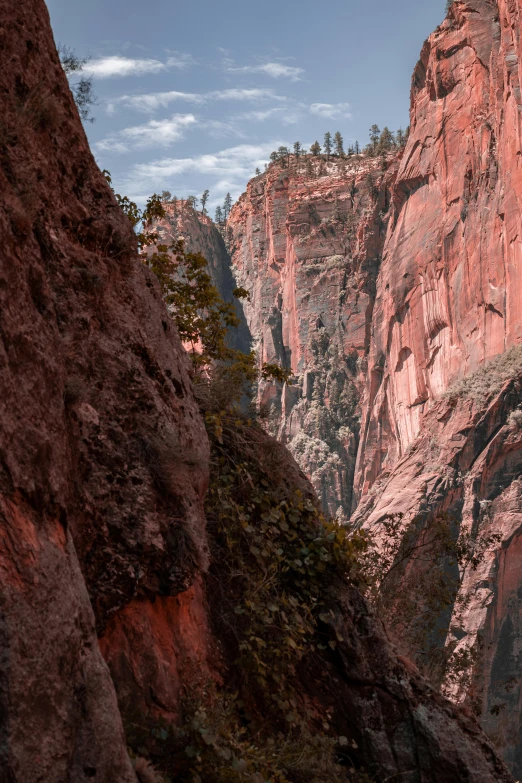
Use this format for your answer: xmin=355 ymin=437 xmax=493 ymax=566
xmin=444 ymin=344 xmax=522 ymax=404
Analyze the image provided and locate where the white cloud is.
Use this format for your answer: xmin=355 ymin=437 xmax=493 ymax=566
xmin=206 ymin=120 xmax=246 ymax=139
xmin=229 ymin=62 xmax=304 ymax=81
xmin=238 ymin=108 xmax=285 ymax=122
xmin=309 ymin=102 xmax=352 ymax=120
xmin=209 ymin=88 xmax=285 ymax=101
xmin=107 ymin=87 xmax=285 ymax=115
xmin=106 ymin=91 xmax=205 ymax=114
xmin=96 ymin=114 xmax=197 ymax=153
xmin=85 ymin=53 xmax=194 ymax=79
xmin=119 ymin=141 xmax=289 ymax=204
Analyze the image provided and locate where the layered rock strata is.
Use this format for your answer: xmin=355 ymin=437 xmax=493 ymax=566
xmin=351 ymin=0 xmax=522 ymax=775
xmin=227 ymin=156 xmax=395 ymax=518
xmin=0 ymin=0 xmax=518 ymax=780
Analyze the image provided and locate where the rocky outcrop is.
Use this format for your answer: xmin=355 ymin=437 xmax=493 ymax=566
xmin=356 ymin=0 xmax=522 ymax=497
xmin=351 ymin=0 xmax=522 ymax=775
xmin=227 ymin=157 xmax=395 ymax=518
xmin=0 ymin=1 xmax=208 ymax=779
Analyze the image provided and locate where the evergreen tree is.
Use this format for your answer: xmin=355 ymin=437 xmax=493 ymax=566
xmin=270 ymin=151 xmax=278 ymax=165
xmin=378 ymin=127 xmax=395 ymax=152
xmin=201 ymin=189 xmax=210 ymax=214
xmin=354 ymin=140 xmax=360 ymax=155
xmin=293 ymin=141 xmax=303 ymax=158
xmin=215 ymin=205 xmax=223 ymax=225
xmin=223 ymin=193 xmax=233 ymax=221
xmin=278 ymin=146 xmax=290 ymax=167
xmin=255 ymin=167 xmax=261 ymax=175
xmin=369 ymin=124 xmax=381 ymax=153
xmin=396 ymin=128 xmax=406 ymax=149
xmin=160 ymin=190 xmax=172 ymax=202
xmin=324 ymin=131 xmax=332 ymax=159
xmin=306 ymin=159 xmax=314 ymax=177
xmin=334 ymin=131 xmax=344 ymax=158
xmin=310 ymin=141 xmax=321 ymax=156
xmin=187 ymin=195 xmax=198 ymax=209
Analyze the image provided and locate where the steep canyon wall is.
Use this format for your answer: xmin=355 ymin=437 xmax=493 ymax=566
xmin=0 ymin=1 xmax=514 ymax=781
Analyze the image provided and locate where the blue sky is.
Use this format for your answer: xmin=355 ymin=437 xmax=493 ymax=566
xmin=45 ymin=0 xmax=445 ymax=214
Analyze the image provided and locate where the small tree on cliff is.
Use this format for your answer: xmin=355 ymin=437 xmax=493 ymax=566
xmin=369 ymin=124 xmax=381 ymax=154
xmin=215 ymin=205 xmax=224 ymax=225
xmin=396 ymin=128 xmax=407 ymax=149
xmin=293 ymin=141 xmax=302 ymax=159
xmin=255 ymin=167 xmax=261 ymax=175
xmin=310 ymin=140 xmax=321 ymax=156
xmin=334 ymin=131 xmax=344 ymax=158
xmin=277 ymin=146 xmax=290 ymax=168
xmin=354 ymin=140 xmax=360 ymax=155
xmin=58 ymin=45 xmax=97 ymax=123
xmin=323 ymin=131 xmax=332 ymax=160
xmin=223 ymin=193 xmax=233 ymax=221
xmin=378 ymin=126 xmax=395 ymax=152
xmin=201 ymin=190 xmax=210 ymax=214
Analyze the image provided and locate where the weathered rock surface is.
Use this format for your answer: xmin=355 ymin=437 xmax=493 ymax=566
xmin=356 ymin=0 xmax=522 ymax=497
xmin=227 ymin=157 xmax=395 ymax=518
xmin=154 ymin=202 xmax=251 ymax=353
xmin=0 ymin=0 xmax=517 ymax=780
xmin=0 ymin=1 xmax=208 ymax=779
xmin=351 ymin=0 xmax=522 ymax=775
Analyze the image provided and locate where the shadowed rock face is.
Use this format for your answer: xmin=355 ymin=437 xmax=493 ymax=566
xmin=0 ymin=0 xmax=517 ymax=781
xmin=0 ymin=1 xmax=208 ymax=780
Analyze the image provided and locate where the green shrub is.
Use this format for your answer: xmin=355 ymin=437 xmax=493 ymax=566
xmin=444 ymin=344 xmax=522 ymax=404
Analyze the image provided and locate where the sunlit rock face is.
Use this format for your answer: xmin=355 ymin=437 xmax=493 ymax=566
xmin=356 ymin=0 xmax=522 ymax=499
xmin=227 ymin=156 xmax=396 ymax=519
xmin=352 ymin=1 xmax=522 ymax=775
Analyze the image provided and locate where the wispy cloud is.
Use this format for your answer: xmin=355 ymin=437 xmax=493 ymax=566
xmin=119 ymin=141 xmax=289 ymax=204
xmin=84 ymin=54 xmax=194 ymax=79
xmin=210 ymin=88 xmax=285 ymax=101
xmin=228 ymin=62 xmax=304 ymax=81
xmin=96 ymin=114 xmax=197 ymax=153
xmin=107 ymin=91 xmax=205 ymax=114
xmin=238 ymin=107 xmax=304 ymax=125
xmin=309 ymin=102 xmax=352 ymax=120
xmin=108 ymin=87 xmax=286 ymax=115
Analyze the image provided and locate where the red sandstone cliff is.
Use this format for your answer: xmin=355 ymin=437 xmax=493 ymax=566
xmin=0 ymin=3 xmax=209 ymax=779
xmin=206 ymin=1 xmax=522 ymax=775
xmin=0 ymin=0 xmax=517 ymax=781
xmin=227 ymin=156 xmax=395 ymax=518
xmin=351 ymin=0 xmax=522 ymax=775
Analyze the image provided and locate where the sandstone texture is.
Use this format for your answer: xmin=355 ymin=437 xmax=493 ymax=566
xmin=227 ymin=157 xmax=395 ymax=519
xmin=0 ymin=0 xmax=517 ymax=781
xmin=356 ymin=0 xmax=522 ymax=494
xmin=351 ymin=0 xmax=522 ymax=776
xmin=154 ymin=201 xmax=250 ymax=354
xmin=0 ymin=1 xmax=208 ymax=779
